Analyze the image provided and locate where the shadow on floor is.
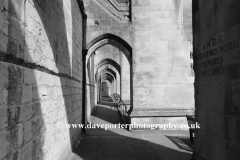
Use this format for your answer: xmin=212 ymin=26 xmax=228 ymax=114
xmin=91 ymin=103 xmax=121 ymax=124
xmin=74 ymin=104 xmax=193 ymax=160
xmin=166 ymin=136 xmax=194 ymax=152
xmin=74 ymin=128 xmax=193 ymax=160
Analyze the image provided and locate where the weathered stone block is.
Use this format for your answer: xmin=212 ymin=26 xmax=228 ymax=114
xmin=20 ymin=143 xmax=31 ymax=160
xmin=23 ymin=120 xmax=32 ymax=143
xmin=100 ymin=19 xmax=112 ymax=25
xmin=9 ymin=124 xmax=23 ymax=150
xmin=133 ymin=0 xmax=150 ymax=6
xmin=0 ymin=83 xmax=7 ymax=105
xmin=134 ymin=12 xmax=150 ymax=20
xmin=8 ymin=17 xmax=25 ymax=46
xmin=24 ymin=68 xmax=37 ymax=85
xmin=0 ymin=109 xmax=8 ymax=130
xmin=19 ymin=104 xmax=33 ymax=123
xmin=18 ymin=123 xmax=24 ymax=147
xmin=6 ymin=39 xmax=19 ymax=57
xmin=21 ymin=85 xmax=33 ymax=103
xmin=32 ymin=117 xmax=43 ymax=137
xmin=31 ymin=137 xmax=42 ymax=159
xmin=38 ymin=85 xmax=48 ymax=100
xmin=0 ymin=0 xmax=9 ymax=34
xmin=0 ymin=34 xmax=8 ymax=54
xmin=0 ymin=63 xmax=8 ymax=83
xmin=168 ymin=76 xmax=183 ymax=83
xmin=7 ymin=107 xmax=20 ymax=127
xmin=6 ymin=83 xmax=23 ymax=105
xmin=0 ymin=130 xmax=10 ymax=159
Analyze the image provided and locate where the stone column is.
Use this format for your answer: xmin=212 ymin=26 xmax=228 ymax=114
xmin=193 ymin=0 xmax=240 ymax=159
xmin=131 ymin=0 xmax=194 ymax=126
xmin=121 ymin=52 xmax=131 ymax=101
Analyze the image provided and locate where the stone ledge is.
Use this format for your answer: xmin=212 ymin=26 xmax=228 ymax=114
xmin=130 ymin=108 xmax=195 ymax=117
xmin=0 ymin=53 xmax=82 ymax=83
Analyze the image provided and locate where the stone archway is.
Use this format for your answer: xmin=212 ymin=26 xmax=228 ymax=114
xmin=84 ymin=33 xmax=133 ymax=124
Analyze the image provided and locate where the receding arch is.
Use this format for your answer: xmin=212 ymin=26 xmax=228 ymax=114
xmin=102 ymin=77 xmax=113 ymax=83
xmin=86 ymin=33 xmax=132 ymax=63
xmin=85 ymin=33 xmax=133 ymax=115
xmin=98 ymin=68 xmax=116 ymax=79
xmin=96 ymin=66 xmax=120 ymax=100
xmin=101 ymin=73 xmax=114 ymax=82
xmin=95 ymin=58 xmax=121 ymax=74
xmin=99 ymin=70 xmax=116 ymax=80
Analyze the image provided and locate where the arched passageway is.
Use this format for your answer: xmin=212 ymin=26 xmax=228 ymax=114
xmin=95 ymin=58 xmax=121 ymax=74
xmin=95 ymin=63 xmax=120 ymax=102
xmin=83 ymin=33 xmax=133 ymax=125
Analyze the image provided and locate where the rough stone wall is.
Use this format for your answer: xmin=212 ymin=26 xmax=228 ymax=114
xmin=0 ymin=0 xmax=83 ymax=159
xmin=193 ymin=0 xmax=240 ymax=160
xmin=131 ymin=0 xmax=194 ymax=124
xmin=83 ymin=0 xmax=132 ymax=46
xmin=94 ymin=45 xmax=121 ymax=64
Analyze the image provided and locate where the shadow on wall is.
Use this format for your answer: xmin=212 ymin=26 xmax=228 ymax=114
xmin=1 ymin=0 xmax=84 ymax=159
xmin=0 ymin=0 xmax=45 ymax=159
xmin=32 ymin=0 xmax=83 ymax=153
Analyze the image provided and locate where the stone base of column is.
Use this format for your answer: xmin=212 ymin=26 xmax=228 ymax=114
xmin=128 ymin=108 xmax=194 ymax=130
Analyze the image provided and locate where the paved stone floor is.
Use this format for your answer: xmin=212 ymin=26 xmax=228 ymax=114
xmin=75 ymin=102 xmax=193 ymax=160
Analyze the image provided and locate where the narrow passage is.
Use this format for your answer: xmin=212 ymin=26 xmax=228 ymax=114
xmin=75 ymin=98 xmax=193 ymax=160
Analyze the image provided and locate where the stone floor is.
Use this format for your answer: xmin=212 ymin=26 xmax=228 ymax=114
xmin=75 ymin=102 xmax=193 ymax=160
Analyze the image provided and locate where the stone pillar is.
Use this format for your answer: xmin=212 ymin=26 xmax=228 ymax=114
xmin=131 ymin=0 xmax=194 ymax=126
xmin=193 ymin=0 xmax=240 ymax=159
xmin=86 ymin=54 xmax=95 ymax=123
xmin=116 ymin=69 xmax=121 ymax=95
xmin=121 ymin=52 xmax=131 ymax=101
xmin=111 ymin=79 xmax=115 ymax=94
xmin=114 ymin=78 xmax=117 ymax=94
xmin=82 ymin=48 xmax=88 ymax=133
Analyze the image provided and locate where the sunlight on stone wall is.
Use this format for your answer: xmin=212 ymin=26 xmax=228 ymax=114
xmin=0 ymin=0 xmax=83 ymax=159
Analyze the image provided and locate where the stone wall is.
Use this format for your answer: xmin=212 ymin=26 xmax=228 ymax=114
xmin=193 ymin=0 xmax=240 ymax=159
xmin=83 ymin=0 xmax=132 ymax=46
xmin=94 ymin=45 xmax=121 ymax=64
xmin=120 ymin=52 xmax=130 ymax=100
xmin=131 ymin=0 xmax=194 ymax=125
xmin=83 ymin=0 xmax=194 ymax=126
xmin=0 ymin=0 xmax=83 ymax=159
